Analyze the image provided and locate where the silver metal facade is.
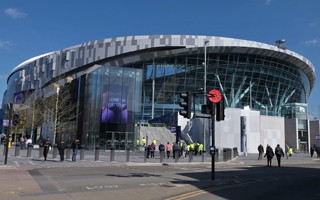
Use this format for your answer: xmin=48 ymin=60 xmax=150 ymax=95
xmin=4 ymin=35 xmax=316 ymax=117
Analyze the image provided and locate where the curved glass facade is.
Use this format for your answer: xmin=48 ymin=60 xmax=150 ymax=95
xmin=82 ymin=66 xmax=142 ymax=148
xmin=123 ymin=52 xmax=308 ymax=122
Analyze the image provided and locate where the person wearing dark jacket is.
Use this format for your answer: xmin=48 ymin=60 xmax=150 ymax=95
xmin=72 ymin=139 xmax=80 ymax=161
xmin=58 ymin=139 xmax=66 ymax=162
xmin=275 ymin=144 xmax=284 ymax=167
xmin=310 ymin=146 xmax=315 ymax=158
xmin=159 ymin=143 xmax=165 ymax=158
xmin=43 ymin=137 xmax=51 ymax=161
xmin=149 ymin=143 xmax=156 ymax=159
xmin=264 ymin=145 xmax=274 ymax=167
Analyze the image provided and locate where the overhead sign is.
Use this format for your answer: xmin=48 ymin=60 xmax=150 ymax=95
xmin=208 ymin=89 xmax=222 ymax=103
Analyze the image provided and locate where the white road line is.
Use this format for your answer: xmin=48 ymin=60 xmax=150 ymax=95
xmin=29 ymin=161 xmax=35 ymax=165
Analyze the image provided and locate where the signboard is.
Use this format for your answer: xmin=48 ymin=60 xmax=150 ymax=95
xmin=2 ymin=119 xmax=10 ymax=127
xmin=315 ymin=135 xmax=320 ymax=140
xmin=170 ymin=126 xmax=176 ymax=133
xmin=208 ymin=89 xmax=222 ymax=103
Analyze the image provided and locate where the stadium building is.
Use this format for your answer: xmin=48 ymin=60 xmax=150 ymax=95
xmin=2 ymin=35 xmax=317 ymax=153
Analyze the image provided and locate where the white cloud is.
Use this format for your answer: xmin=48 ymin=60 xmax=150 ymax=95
xmin=304 ymin=39 xmax=320 ymax=46
xmin=4 ymin=8 xmax=27 ymax=19
xmin=308 ymin=21 xmax=318 ymax=27
xmin=0 ymin=40 xmax=12 ymax=49
xmin=0 ymin=74 xmax=8 ymax=80
xmin=265 ymin=0 xmax=272 ymax=5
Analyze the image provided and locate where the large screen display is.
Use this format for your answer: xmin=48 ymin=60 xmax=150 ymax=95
xmin=101 ymin=84 xmax=128 ymax=124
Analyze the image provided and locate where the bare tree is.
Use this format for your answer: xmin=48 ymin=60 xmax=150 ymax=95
xmin=43 ymin=83 xmax=77 ymax=144
xmin=18 ymin=79 xmax=78 ymax=144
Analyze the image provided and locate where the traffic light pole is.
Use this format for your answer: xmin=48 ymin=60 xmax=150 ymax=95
xmin=211 ymin=107 xmax=215 ymax=181
xmin=4 ymin=103 xmax=13 ymax=165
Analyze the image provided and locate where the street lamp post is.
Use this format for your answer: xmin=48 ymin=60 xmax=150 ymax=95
xmin=54 ymin=84 xmax=60 ymax=144
xmin=203 ymin=40 xmax=209 ymax=151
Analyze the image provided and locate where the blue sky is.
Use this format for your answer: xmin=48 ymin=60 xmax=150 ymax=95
xmin=0 ymin=0 xmax=319 ymax=117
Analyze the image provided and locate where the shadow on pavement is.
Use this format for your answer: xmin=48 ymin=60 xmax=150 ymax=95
xmin=170 ymin=164 xmax=320 ymax=200
xmin=105 ymin=172 xmax=161 ymax=178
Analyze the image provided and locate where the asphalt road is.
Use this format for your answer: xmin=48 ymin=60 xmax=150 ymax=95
xmin=1 ymin=150 xmax=320 ymax=200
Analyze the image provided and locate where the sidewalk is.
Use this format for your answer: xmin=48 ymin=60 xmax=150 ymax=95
xmin=0 ymin=146 xmax=227 ymax=168
xmin=1 ymin=146 xmax=318 ymax=200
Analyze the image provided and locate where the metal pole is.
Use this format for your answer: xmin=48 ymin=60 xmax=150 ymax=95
xmin=54 ymin=86 xmax=60 ymax=145
xmin=4 ymin=103 xmax=13 ymax=165
xmin=211 ymin=106 xmax=215 ymax=181
xmin=204 ymin=40 xmax=209 ymax=151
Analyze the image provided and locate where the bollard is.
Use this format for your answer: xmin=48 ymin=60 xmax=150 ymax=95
xmin=175 ymin=151 xmax=180 ymax=163
xmin=202 ymin=151 xmax=206 ymax=162
xmin=52 ymin=144 xmax=58 ymax=158
xmin=215 ymin=148 xmax=219 ymax=162
xmin=223 ymin=148 xmax=232 ymax=162
xmin=39 ymin=143 xmax=44 ymax=158
xmin=95 ymin=146 xmax=100 ymax=161
xmin=27 ymin=143 xmax=33 ymax=157
xmin=159 ymin=151 xmax=164 ymax=163
xmin=144 ymin=149 xmax=147 ymax=163
xmin=15 ymin=143 xmax=20 ymax=157
xmin=66 ymin=144 xmax=71 ymax=160
xmin=233 ymin=147 xmax=238 ymax=157
xmin=189 ymin=151 xmax=193 ymax=162
xmin=110 ymin=145 xmax=115 ymax=161
xmin=126 ymin=145 xmax=130 ymax=162
xmin=3 ymin=144 xmax=7 ymax=156
xmin=80 ymin=145 xmax=85 ymax=160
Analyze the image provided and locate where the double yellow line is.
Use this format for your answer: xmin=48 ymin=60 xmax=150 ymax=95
xmin=165 ymin=184 xmax=238 ymax=200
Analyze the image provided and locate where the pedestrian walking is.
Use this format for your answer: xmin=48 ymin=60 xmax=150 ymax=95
xmin=145 ymin=144 xmax=150 ymax=159
xmin=72 ymin=138 xmax=80 ymax=162
xmin=165 ymin=142 xmax=171 ymax=159
xmin=172 ymin=142 xmax=180 ymax=159
xmin=136 ymin=138 xmax=140 ymax=151
xmin=285 ymin=144 xmax=289 ymax=159
xmin=19 ymin=136 xmax=25 ymax=150
xmin=150 ymin=142 xmax=156 ymax=158
xmin=199 ymin=143 xmax=203 ymax=155
xmin=58 ymin=138 xmax=66 ymax=162
xmin=310 ymin=146 xmax=315 ymax=158
xmin=288 ymin=146 xmax=293 ymax=157
xmin=264 ymin=145 xmax=274 ymax=167
xmin=257 ymin=144 xmax=264 ymax=160
xmin=275 ymin=144 xmax=284 ymax=167
xmin=43 ymin=137 xmax=51 ymax=161
xmin=141 ymin=137 xmax=146 ymax=147
xmin=158 ymin=143 xmax=165 ymax=158
xmin=185 ymin=144 xmax=190 ymax=157
xmin=179 ymin=141 xmax=185 ymax=158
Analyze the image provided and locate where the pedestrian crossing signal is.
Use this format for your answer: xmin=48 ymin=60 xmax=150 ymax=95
xmin=12 ymin=114 xmax=19 ymax=126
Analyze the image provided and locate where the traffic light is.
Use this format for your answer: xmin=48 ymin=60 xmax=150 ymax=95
xmin=179 ymin=92 xmax=192 ymax=119
xmin=216 ymin=98 xmax=225 ymax=121
xmin=201 ymin=99 xmax=214 ymax=115
xmin=12 ymin=114 xmax=19 ymax=126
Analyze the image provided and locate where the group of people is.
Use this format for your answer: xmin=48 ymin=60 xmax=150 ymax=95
xmin=257 ymin=144 xmax=294 ymax=167
xmin=19 ymin=136 xmax=32 ymax=150
xmin=142 ymin=139 xmax=204 ymax=160
xmin=43 ymin=137 xmax=80 ymax=162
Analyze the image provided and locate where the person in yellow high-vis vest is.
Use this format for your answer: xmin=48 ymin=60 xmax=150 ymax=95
xmin=141 ymin=137 xmax=146 ymax=147
xmin=8 ymin=137 xmax=12 ymax=149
